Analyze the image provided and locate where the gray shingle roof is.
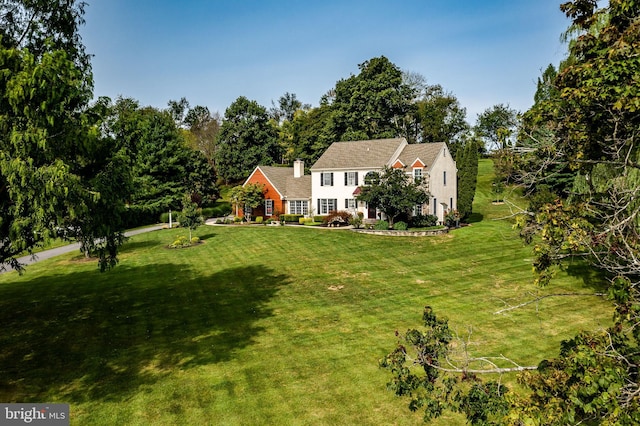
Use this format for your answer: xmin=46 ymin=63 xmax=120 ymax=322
xmin=310 ymin=138 xmax=406 ymax=170
xmin=311 ymin=138 xmax=447 ymax=171
xmin=396 ymin=142 xmax=446 ymax=170
xmin=257 ymin=166 xmax=311 ymax=199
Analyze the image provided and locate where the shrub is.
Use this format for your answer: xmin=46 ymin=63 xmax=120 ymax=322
xmin=393 ymin=221 xmax=408 ymax=230
xmin=191 ymin=236 xmax=200 ymax=244
xmin=410 ymin=214 xmax=438 ymax=228
xmin=255 ymin=216 xmax=264 ymax=224
xmin=282 ymin=214 xmax=303 ymax=223
xmin=313 ymin=216 xmax=326 ymax=223
xmin=374 ymin=220 xmax=389 ymax=230
xmin=444 ymin=210 xmax=460 ymax=228
xmin=200 ymin=207 xmax=216 ymax=219
xmin=234 ymin=216 xmax=242 ymax=223
xmin=299 ymin=217 xmax=307 ymax=224
xmin=324 ymin=210 xmax=352 ymax=226
xmin=169 ymin=235 xmax=190 ymax=248
xmin=349 ymin=212 xmax=364 ymax=229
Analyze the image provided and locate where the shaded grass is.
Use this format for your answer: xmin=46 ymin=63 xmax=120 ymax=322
xmin=0 ymin=160 xmax=613 ymax=425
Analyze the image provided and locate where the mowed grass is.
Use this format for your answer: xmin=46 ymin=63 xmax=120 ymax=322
xmin=0 ymin=160 xmax=612 ymax=425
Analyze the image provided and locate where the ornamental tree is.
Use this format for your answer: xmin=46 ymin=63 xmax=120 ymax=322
xmin=356 ymin=166 xmax=430 ymax=227
xmin=229 ymin=183 xmax=264 ymax=221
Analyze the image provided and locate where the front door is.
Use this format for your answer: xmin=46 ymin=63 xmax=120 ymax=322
xmin=367 ymin=204 xmax=376 ymax=219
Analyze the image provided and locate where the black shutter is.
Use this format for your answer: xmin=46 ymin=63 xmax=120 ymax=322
xmin=320 ymin=173 xmax=324 ymax=186
xmin=355 ymin=172 xmax=358 ymax=186
xmin=344 ymin=172 xmax=348 ymax=185
xmin=330 ymin=173 xmax=333 ymax=186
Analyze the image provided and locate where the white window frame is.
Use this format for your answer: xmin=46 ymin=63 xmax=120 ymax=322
xmin=321 ymin=172 xmax=333 ymax=186
xmin=289 ymin=200 xmax=308 ymax=216
xmin=265 ymin=199 xmax=274 ymax=216
xmin=414 ymin=168 xmax=423 ymax=183
xmin=345 ymin=171 xmax=358 ymax=186
xmin=345 ymin=198 xmax=357 ymax=210
xmin=319 ymin=198 xmax=337 ymax=215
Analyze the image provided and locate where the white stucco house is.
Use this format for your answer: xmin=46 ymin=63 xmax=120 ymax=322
xmin=243 ymin=138 xmax=457 ymax=224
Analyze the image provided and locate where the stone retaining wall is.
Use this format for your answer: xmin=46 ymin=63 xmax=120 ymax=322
xmin=352 ymin=227 xmax=449 ymax=237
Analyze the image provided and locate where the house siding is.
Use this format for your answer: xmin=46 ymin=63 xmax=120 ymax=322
xmin=241 ymin=168 xmax=286 ymax=218
xmin=426 ymin=146 xmax=457 ymax=222
xmin=312 ymin=168 xmax=377 ymax=216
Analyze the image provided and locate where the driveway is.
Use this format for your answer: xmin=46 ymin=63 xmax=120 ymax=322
xmin=1 ymin=224 xmax=165 ymax=274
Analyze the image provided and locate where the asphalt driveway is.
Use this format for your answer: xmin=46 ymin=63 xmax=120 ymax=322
xmin=1 ymin=224 xmax=165 ymax=274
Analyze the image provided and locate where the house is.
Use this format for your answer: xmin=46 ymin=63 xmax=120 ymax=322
xmin=242 ymin=138 xmax=457 ymax=223
xmin=310 ymin=138 xmax=456 ymax=223
xmin=241 ymin=159 xmax=311 ymax=218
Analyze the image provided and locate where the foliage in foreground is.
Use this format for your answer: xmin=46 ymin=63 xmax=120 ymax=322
xmin=384 ymin=1 xmax=640 ymax=424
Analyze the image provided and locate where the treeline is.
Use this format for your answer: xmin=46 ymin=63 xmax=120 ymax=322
xmin=1 ymin=0 xmax=507 ymax=271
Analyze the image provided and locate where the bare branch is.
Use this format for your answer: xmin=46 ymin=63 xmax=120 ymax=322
xmin=494 ymin=292 xmax=606 ymax=315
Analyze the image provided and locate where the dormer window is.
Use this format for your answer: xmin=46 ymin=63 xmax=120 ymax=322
xmin=414 ymin=168 xmax=423 ymax=183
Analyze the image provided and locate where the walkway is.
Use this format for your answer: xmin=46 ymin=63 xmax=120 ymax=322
xmin=1 ymin=225 xmax=165 ymax=274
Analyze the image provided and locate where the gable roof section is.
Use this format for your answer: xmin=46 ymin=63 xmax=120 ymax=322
xmin=285 ymin=175 xmax=312 ymax=199
xmin=245 ymin=166 xmax=311 ymax=199
xmin=311 ymin=138 xmax=407 ymax=170
xmin=396 ymin=142 xmax=446 ymax=171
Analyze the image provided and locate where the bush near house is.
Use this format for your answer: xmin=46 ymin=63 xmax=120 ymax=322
xmin=281 ymin=214 xmax=303 ymax=223
xmin=324 ymin=210 xmax=352 ymax=226
xmin=409 ymin=214 xmax=438 ymax=228
xmin=374 ymin=220 xmax=390 ymax=230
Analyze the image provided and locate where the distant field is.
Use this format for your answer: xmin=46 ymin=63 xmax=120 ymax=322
xmin=0 ymin=159 xmax=612 ymax=425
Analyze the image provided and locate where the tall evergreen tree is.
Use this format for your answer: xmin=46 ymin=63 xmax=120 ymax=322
xmin=456 ymin=137 xmax=479 ymax=221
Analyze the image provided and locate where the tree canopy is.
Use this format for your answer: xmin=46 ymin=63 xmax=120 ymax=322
xmin=330 ymin=56 xmax=415 ymax=142
xmin=356 ymin=166 xmax=430 ymax=227
xmin=384 ymin=1 xmax=640 ymax=423
xmin=215 ymin=96 xmax=280 ymax=183
xmin=0 ymin=0 xmax=131 ymax=271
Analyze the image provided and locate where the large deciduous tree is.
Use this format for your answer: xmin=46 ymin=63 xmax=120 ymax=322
xmin=0 ymin=0 xmax=131 ymax=271
xmin=356 ymin=166 xmax=430 ymax=227
xmin=474 ymin=104 xmax=519 ymax=152
xmin=215 ymin=96 xmax=280 ymax=183
xmin=330 ymin=56 xmax=415 ymax=142
xmin=409 ymin=82 xmax=470 ymax=156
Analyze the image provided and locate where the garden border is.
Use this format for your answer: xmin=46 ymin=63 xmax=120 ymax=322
xmin=352 ymin=227 xmax=449 ymax=237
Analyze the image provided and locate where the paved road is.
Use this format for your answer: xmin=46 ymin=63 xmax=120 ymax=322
xmin=1 ymin=224 xmax=165 ymax=274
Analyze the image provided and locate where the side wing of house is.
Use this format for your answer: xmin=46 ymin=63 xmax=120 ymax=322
xmin=242 ymin=166 xmax=286 ymax=218
xmin=426 ymin=144 xmax=457 ymax=223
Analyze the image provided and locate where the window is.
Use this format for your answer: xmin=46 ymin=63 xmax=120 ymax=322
xmin=318 ymin=198 xmax=337 ymax=215
xmin=289 ymin=200 xmax=308 ymax=215
xmin=345 ymin=198 xmax=357 ymax=210
xmin=414 ymin=168 xmax=423 ymax=183
xmin=413 ymin=204 xmax=423 ymax=216
xmin=345 ymin=171 xmax=358 ymax=186
xmin=364 ymin=171 xmax=379 ymax=185
xmin=443 ymin=171 xmax=447 ymax=186
xmin=265 ymin=199 xmax=274 ymax=216
xmin=321 ymin=172 xmax=333 ymax=186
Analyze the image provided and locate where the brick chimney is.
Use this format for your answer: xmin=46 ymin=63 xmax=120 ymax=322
xmin=294 ymin=159 xmax=304 ymax=178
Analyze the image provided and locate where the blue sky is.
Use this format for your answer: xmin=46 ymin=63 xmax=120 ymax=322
xmin=80 ymin=1 xmax=573 ymax=122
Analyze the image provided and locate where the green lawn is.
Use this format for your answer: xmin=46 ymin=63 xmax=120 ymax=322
xmin=0 ymin=160 xmax=612 ymax=425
